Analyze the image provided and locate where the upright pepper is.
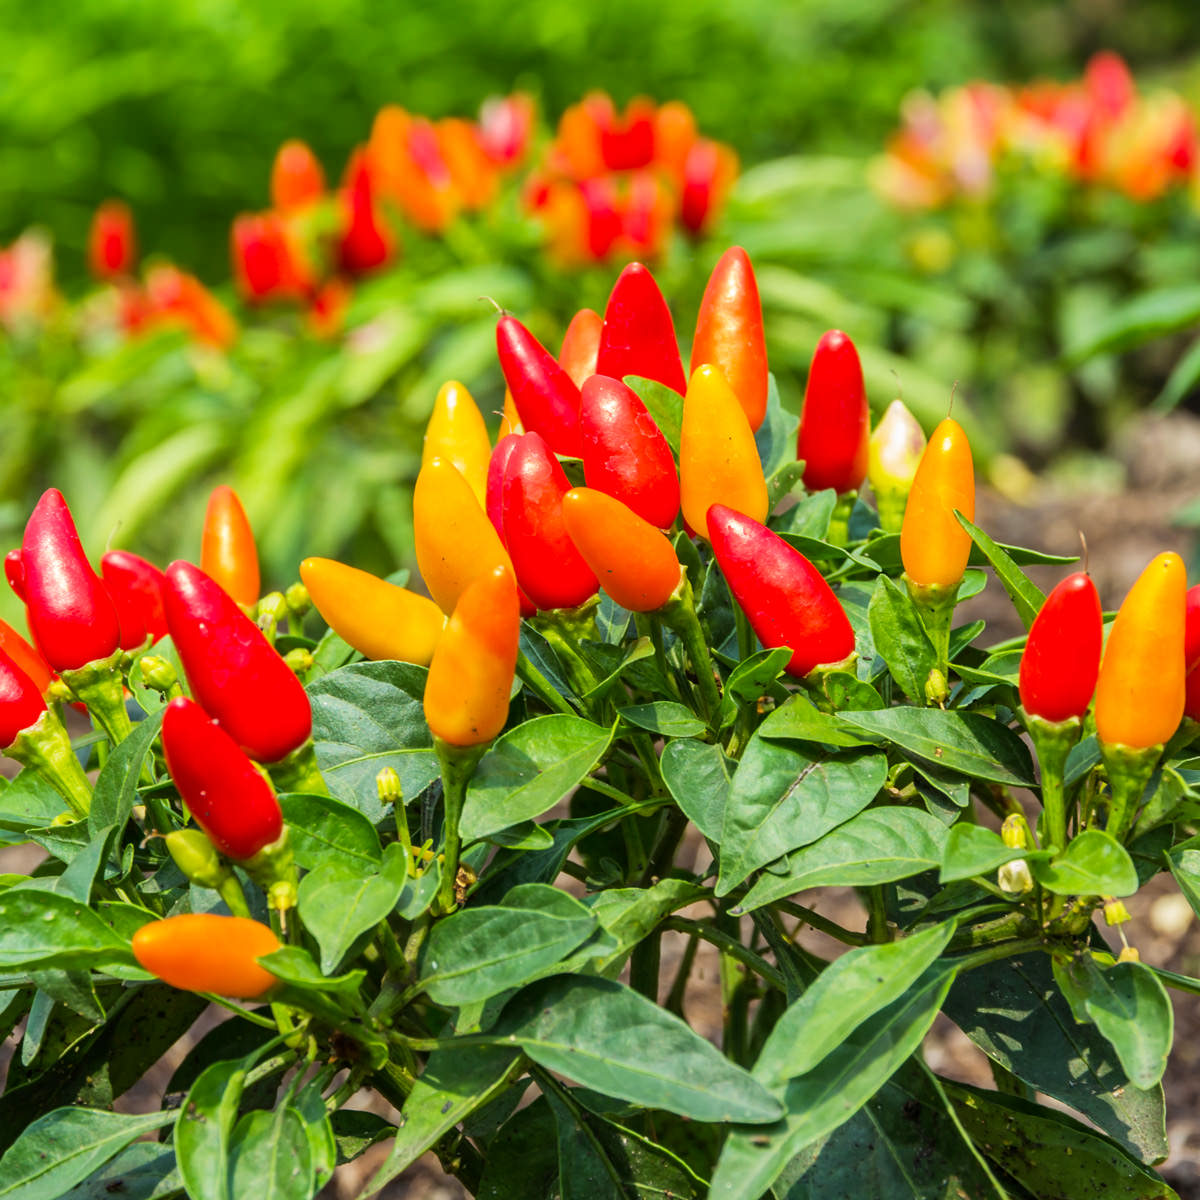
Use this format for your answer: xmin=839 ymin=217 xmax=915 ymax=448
xmin=414 ymin=457 xmax=514 ymax=616
xmin=271 ymin=139 xmax=326 ymax=210
xmin=1185 ymin=584 xmax=1200 ymax=722
xmin=131 ymin=914 xmax=280 ymax=999
xmin=300 ymin=556 xmax=444 ymax=665
xmin=163 ymin=561 xmax=312 ymax=764
xmin=559 ymin=308 xmax=603 ymax=388
xmin=561 ymin=489 xmax=681 ymax=612
xmin=101 ymin=550 xmax=168 ymax=649
xmin=691 ymin=246 xmax=768 ymax=432
xmin=21 ymin=489 xmax=122 ymax=672
xmin=579 ymin=374 xmax=679 ymax=529
xmin=796 ymin=330 xmax=870 ymax=495
xmin=201 ymin=485 xmax=260 ymax=610
xmin=900 ymin=416 xmax=974 ymax=591
xmin=708 ymin=504 xmax=856 ymax=679
xmin=88 ymin=200 xmax=136 ymax=280
xmin=0 ymin=649 xmax=50 ymax=750
xmin=422 ymin=380 xmax=492 ymax=508
xmin=868 ymin=398 xmax=926 ymax=534
xmin=595 ymin=262 xmax=687 ymax=395
xmin=339 ymin=149 xmax=394 ymax=275
xmin=501 ymin=433 xmax=599 ymax=611
xmin=496 ymin=314 xmax=583 ymax=457
xmin=679 ymin=364 xmax=768 ymax=536
xmin=0 ymin=617 xmax=52 ymax=696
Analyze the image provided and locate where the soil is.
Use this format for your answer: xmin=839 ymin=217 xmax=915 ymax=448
xmin=3 ymin=411 xmax=1200 ymax=1196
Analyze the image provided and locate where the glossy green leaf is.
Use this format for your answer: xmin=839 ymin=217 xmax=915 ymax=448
xmin=770 ymin=489 xmax=836 ymax=539
xmin=860 ymin=533 xmax=1075 ymax=574
xmin=625 ymin=375 xmax=683 ymax=455
xmin=758 ymin=693 xmax=872 ymax=748
xmin=837 ymin=707 xmax=1035 ymax=787
xmin=717 ymin=738 xmax=886 ymax=895
xmin=867 ymin=575 xmax=936 ymax=702
xmin=756 ymin=373 xmax=799 ymax=478
xmin=88 ymin=711 xmax=163 ymax=837
xmin=719 ymin=647 xmax=793 ymax=730
xmin=661 ymin=738 xmax=733 ymax=841
xmin=58 ymin=1142 xmax=178 ymax=1200
xmin=461 ymin=715 xmax=614 ymax=843
xmin=0 ymin=889 xmax=130 ymax=972
xmin=940 ymin=823 xmax=1027 ymax=883
xmin=954 ymin=512 xmax=1045 ymax=631
xmin=278 ymin=792 xmax=382 ymax=871
xmin=258 ymin=947 xmax=366 ymax=1005
xmin=494 ymin=975 xmax=782 ymax=1122
xmin=175 ymin=1059 xmax=247 ymax=1200
xmin=585 ymin=877 xmax=707 ymax=970
xmin=0 ymin=771 xmax=75 ymax=839
xmin=736 ymin=808 xmax=949 ymax=914
xmin=227 ymin=1107 xmax=314 ymax=1200
xmin=1030 ymin=830 xmax=1138 ymax=897
xmin=290 ymin=1087 xmax=336 ymax=1195
xmin=618 ymin=702 xmax=706 ymax=739
xmin=1165 ymin=839 xmax=1200 ymax=919
xmin=329 ymin=1110 xmax=392 ymax=1163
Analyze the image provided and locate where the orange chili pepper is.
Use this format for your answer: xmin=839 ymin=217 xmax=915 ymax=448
xmin=558 ymin=308 xmax=603 ymax=389
xmin=0 ymin=616 xmax=52 ymax=695
xmin=200 ymin=485 xmax=260 ymax=608
xmin=899 ymin=417 xmax=974 ymax=590
xmin=131 ymin=914 xmax=280 ymax=999
xmin=300 ymin=557 xmax=445 ymax=665
xmin=423 ymin=564 xmax=520 ymax=746
xmin=561 ymin=488 xmax=681 ymax=612
xmin=679 ymin=363 xmax=768 ymax=537
xmin=422 ymin=381 xmax=492 ymax=508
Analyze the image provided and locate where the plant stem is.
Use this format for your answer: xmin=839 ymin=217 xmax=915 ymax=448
xmin=434 ymin=738 xmax=487 ymax=914
xmin=867 ymin=885 xmax=892 ymax=943
xmin=516 ymin=649 xmax=575 ymax=715
xmin=775 ymin=899 xmax=868 ymax=946
xmin=661 ymin=916 xmax=785 ymax=993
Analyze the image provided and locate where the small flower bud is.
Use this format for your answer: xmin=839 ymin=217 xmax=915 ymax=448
xmin=376 ymin=767 xmax=403 ymax=807
xmin=868 ymin=399 xmax=925 ymax=533
xmin=257 ymin=592 xmax=288 ymax=629
xmin=139 ymin=655 xmax=179 ymax=695
xmin=924 ymin=668 xmax=948 ymax=706
xmin=1117 ymin=944 xmax=1140 ymax=963
xmin=998 ymin=859 xmax=1033 ymax=896
xmin=1104 ymin=898 xmax=1131 ymax=926
xmin=166 ymin=829 xmax=231 ymax=890
xmin=1001 ymin=814 xmax=1029 ymax=850
xmin=283 ymin=647 xmax=314 ymax=675
xmin=285 ymin=582 xmax=311 ymax=619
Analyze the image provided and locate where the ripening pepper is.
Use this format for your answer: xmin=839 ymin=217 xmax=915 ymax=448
xmin=1018 ymin=573 xmax=1103 ymax=725
xmin=1094 ymin=552 xmax=1186 ymax=750
xmin=499 ymin=388 xmax=523 ymax=439
xmin=562 ymin=489 xmax=682 ymax=612
xmin=271 ymin=139 xmax=326 ymax=211
xmin=709 ymin=505 xmax=856 ymax=677
xmin=501 ymin=433 xmax=599 ymax=611
xmin=163 ymin=561 xmax=311 ymax=764
xmin=101 ymin=550 xmax=168 ymax=649
xmin=496 ymin=314 xmax=583 ymax=457
xmin=0 ymin=648 xmax=48 ymax=748
xmin=422 ymin=381 xmax=492 ymax=508
xmin=300 ymin=557 xmax=444 ymax=665
xmin=21 ymin=489 xmax=122 ymax=672
xmin=679 ymin=138 xmax=739 ymax=236
xmin=338 ymin=149 xmax=394 ymax=275
xmin=868 ymin=399 xmax=926 ymax=533
xmin=0 ymin=617 xmax=52 ymax=696
xmin=679 ymin=364 xmax=768 ymax=536
xmin=796 ymin=331 xmax=870 ymax=494
xmin=423 ymin=564 xmax=520 ymax=746
xmin=88 ymin=200 xmax=136 ymax=280
xmin=5 ymin=550 xmax=25 ymax=602
xmin=559 ymin=308 xmax=603 ymax=389
xmin=200 ymin=485 xmax=260 ymax=610
xmin=691 ymin=247 xmax=768 ymax=432
xmin=131 ymin=914 xmax=280 ymax=999
xmin=899 ymin=417 xmax=975 ymax=591
xmin=163 ymin=697 xmax=284 ymax=860
xmin=1184 ymin=584 xmax=1200 ymax=721
xmin=580 ymin=375 xmax=679 ymax=529
xmin=415 ymin=457 xmax=514 ymax=616
xmin=595 ymin=262 xmax=687 ymax=396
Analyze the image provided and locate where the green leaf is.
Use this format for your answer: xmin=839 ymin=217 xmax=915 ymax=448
xmin=1165 ymin=840 xmax=1200 ymax=919
xmin=1152 ymin=332 xmax=1200 ymax=414
xmin=278 ymin=792 xmax=381 ymax=871
xmin=0 ymin=772 xmax=66 ymax=838
xmin=329 ymin=1110 xmax=392 ymax=1163
xmin=367 ymin=1045 xmax=521 ymax=1194
xmin=175 ymin=1059 xmax=247 ymax=1200
xmin=291 ymin=1085 xmax=337 ymax=1195
xmin=947 ymin=1080 xmax=1177 ymax=1198
xmin=765 ymin=462 xmax=807 ymax=511
xmin=297 ymin=842 xmax=409 ymax=972
xmin=660 ymin=738 xmax=732 ymax=842
xmin=309 ymin=661 xmax=437 ymax=821
xmin=494 ymin=975 xmax=782 ymax=1122
xmin=1055 ymin=955 xmax=1173 ymax=1090
xmin=461 ymin=715 xmax=614 ymax=843
xmin=625 ymin=376 xmax=683 ymax=454
xmin=420 ymin=885 xmax=598 ymax=1005
xmin=943 ymin=950 xmax=1167 ymax=1163
xmin=716 ymin=738 xmax=887 ymax=895
xmin=617 ymin=702 xmax=706 ymax=739
xmin=0 ymin=889 xmax=130 ymax=972
xmin=756 ymin=922 xmax=957 ymax=1083
xmin=718 ymin=647 xmax=793 ymax=731
xmin=940 ymin=824 xmax=1028 ymax=883
xmin=769 ymin=490 xmax=836 ymax=538
xmin=757 ymin=694 xmax=872 ymax=748
xmin=867 ymin=576 xmax=936 ymax=702
xmin=709 ymin=967 xmax=956 ymax=1200
xmin=228 ymin=1107 xmax=314 ymax=1200
xmin=1063 ymin=284 xmax=1200 ymax=364
xmin=1030 ymin=830 xmax=1138 ymax=897
xmin=953 ymin=512 xmax=1045 ymax=631
xmin=0 ymin=1109 xmax=174 ymax=1200
xmin=88 ymin=711 xmax=163 ymax=837
xmin=736 ymin=808 xmax=949 ymax=914
xmin=837 ymin=707 xmax=1035 ymax=787
xmin=755 ymin=373 xmax=799 ymax=478
xmin=585 ymin=878 xmax=708 ymax=971
xmin=59 ymin=1143 xmax=178 ymax=1200
xmin=257 ymin=947 xmax=366 ymax=1005
xmin=860 ymin=533 xmax=1075 ymax=573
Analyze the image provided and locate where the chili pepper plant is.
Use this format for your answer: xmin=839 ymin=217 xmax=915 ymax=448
xmin=0 ymin=251 xmax=1196 ymax=1200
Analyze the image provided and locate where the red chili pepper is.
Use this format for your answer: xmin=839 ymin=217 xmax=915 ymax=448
xmin=691 ymin=246 xmax=768 ymax=432
xmin=5 ymin=550 xmax=25 ymax=601
xmin=708 ymin=504 xmax=856 ymax=677
xmin=101 ymin=550 xmax=169 ymax=649
xmin=485 ymin=435 xmax=537 ymax=618
xmin=0 ymin=617 xmax=53 ymax=696
xmin=502 ymin=433 xmax=599 ymax=611
xmin=1182 ymin=583 xmax=1200 ymax=721
xmin=88 ymin=200 xmax=136 ymax=280
xmin=496 ymin=314 xmax=583 ymax=457
xmin=231 ymin=213 xmax=304 ymax=305
xmin=163 ymin=561 xmax=311 ymax=764
xmin=163 ymin=696 xmax=284 ymax=860
xmin=579 ymin=374 xmax=679 ymax=528
xmin=796 ymin=330 xmax=870 ymax=494
xmin=595 ymin=262 xmax=687 ymax=396
xmin=21 ymin=489 xmax=122 ymax=672
xmin=680 ymin=139 xmax=738 ymax=235
xmin=271 ymin=139 xmax=325 ymax=211
xmin=0 ymin=648 xmax=48 ymax=747
xmin=338 ymin=149 xmax=394 ymax=275
xmin=1018 ymin=573 xmax=1103 ymax=724
xmin=201 ymin=485 xmax=261 ymax=609
xmin=558 ymin=308 xmax=603 ymax=389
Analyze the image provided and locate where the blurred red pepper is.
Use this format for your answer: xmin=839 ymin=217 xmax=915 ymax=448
xmin=796 ymin=330 xmax=870 ymax=494
xmin=231 ymin=213 xmax=305 ymax=305
xmin=339 ymin=149 xmax=394 ymax=275
xmin=595 ymin=262 xmax=687 ymax=395
xmin=271 ymin=139 xmax=326 ymax=211
xmin=201 ymin=485 xmax=260 ymax=609
xmin=88 ymin=200 xmax=136 ymax=280
xmin=101 ymin=550 xmax=168 ymax=649
xmin=478 ymin=93 xmax=535 ymax=166
xmin=163 ymin=561 xmax=311 ymax=764
xmin=496 ymin=314 xmax=584 ymax=457
xmin=1018 ymin=573 xmax=1103 ymax=724
xmin=679 ymin=139 xmax=739 ymax=236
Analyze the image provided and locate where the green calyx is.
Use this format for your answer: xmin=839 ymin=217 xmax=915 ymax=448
xmin=243 ymin=826 xmax=299 ymax=913
xmin=5 ymin=707 xmax=93 ymax=818
xmin=61 ymin=649 xmax=134 ymax=746
xmin=1023 ymin=710 xmax=1082 ymax=854
xmin=166 ymin=828 xmax=231 ymax=889
xmin=1099 ymin=738 xmax=1162 ymax=843
xmin=268 ymin=738 xmax=328 ymax=796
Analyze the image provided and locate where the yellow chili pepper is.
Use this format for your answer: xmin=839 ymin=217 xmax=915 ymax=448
xmin=422 ymin=380 xmax=492 ymax=508
xmin=498 ymin=388 xmax=524 ymax=439
xmin=423 ymin=564 xmax=520 ymax=747
xmin=899 ymin=416 xmax=974 ymax=590
xmin=299 ymin=557 xmax=444 ymax=665
xmin=414 ymin=457 xmax=513 ymax=615
xmin=679 ymin=363 xmax=767 ymax=537
xmin=1095 ymin=551 xmax=1186 ymax=750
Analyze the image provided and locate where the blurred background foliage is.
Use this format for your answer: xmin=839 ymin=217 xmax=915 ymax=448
xmin=3 ymin=0 xmax=1200 ymax=626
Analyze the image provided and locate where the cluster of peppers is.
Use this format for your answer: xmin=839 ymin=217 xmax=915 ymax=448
xmin=4 ymin=243 xmax=1198 ymax=1002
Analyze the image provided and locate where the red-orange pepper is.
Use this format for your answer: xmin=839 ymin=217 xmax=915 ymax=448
xmin=200 ymin=485 xmax=260 ymax=609
xmin=131 ymin=914 xmax=280 ymax=998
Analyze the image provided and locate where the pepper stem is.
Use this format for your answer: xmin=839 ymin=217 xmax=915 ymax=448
xmin=268 ymin=739 xmax=328 ymax=796
xmin=1024 ymin=712 xmax=1081 ymax=853
xmin=904 ymin=574 xmax=958 ymax=705
xmin=1100 ymin=740 xmax=1162 ymax=842
xmin=826 ymin=491 xmax=857 ymax=548
xmin=659 ymin=577 xmax=722 ymax=730
xmin=434 ymin=737 xmax=488 ymax=915
xmin=62 ymin=651 xmax=133 ymax=747
xmin=6 ymin=708 xmax=93 ymax=818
